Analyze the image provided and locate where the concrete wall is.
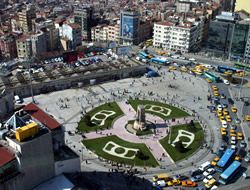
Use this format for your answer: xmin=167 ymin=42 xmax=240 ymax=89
xmin=8 ymin=65 xmax=147 ymax=98
xmin=54 ymin=157 xmax=81 ymax=176
xmin=6 ymin=131 xmax=55 ymax=190
xmin=0 ymin=92 xmax=14 ymax=120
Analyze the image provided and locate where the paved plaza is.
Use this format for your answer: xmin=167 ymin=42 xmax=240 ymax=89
xmin=24 ymin=65 xmax=222 ymax=178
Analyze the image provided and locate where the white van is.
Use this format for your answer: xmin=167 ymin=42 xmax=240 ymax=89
xmin=199 ymin=161 xmax=211 ymax=171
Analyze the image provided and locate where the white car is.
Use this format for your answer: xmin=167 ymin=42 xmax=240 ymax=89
xmin=217 ymin=105 xmax=223 ymax=111
xmin=203 ymin=178 xmax=209 ymax=184
xmin=223 ymin=79 xmax=230 ymax=85
xmin=231 ymin=140 xmax=237 ymax=145
xmin=203 ymin=168 xmax=215 ymax=177
xmin=231 ymin=145 xmax=237 ymax=150
xmin=189 ymin=58 xmax=196 ymax=61
xmin=231 ymin=136 xmax=236 ymax=141
xmin=221 ymin=121 xmax=228 ymax=128
xmin=156 ymin=180 xmax=166 ymax=187
xmin=179 ymin=56 xmax=186 ymax=60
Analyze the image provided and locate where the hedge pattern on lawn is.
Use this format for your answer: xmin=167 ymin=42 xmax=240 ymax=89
xmin=78 ymin=102 xmax=123 ymax=133
xmin=128 ymin=99 xmax=189 ymax=120
xmin=82 ymin=135 xmax=158 ymax=167
xmin=159 ymin=123 xmax=204 ymax=162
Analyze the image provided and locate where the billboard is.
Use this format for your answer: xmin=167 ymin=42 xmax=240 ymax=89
xmin=122 ymin=17 xmax=135 ymax=38
xmin=116 ymin=46 xmax=132 ymax=56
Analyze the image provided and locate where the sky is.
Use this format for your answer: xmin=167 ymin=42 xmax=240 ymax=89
xmin=235 ymin=0 xmax=250 ymax=14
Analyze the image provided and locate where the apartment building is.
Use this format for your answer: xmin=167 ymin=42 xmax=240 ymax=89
xmin=0 ymin=103 xmax=80 ymax=190
xmin=16 ymin=35 xmax=32 ymax=58
xmin=17 ymin=6 xmax=36 ymax=33
xmin=153 ymin=21 xmax=202 ymax=53
xmin=91 ymin=23 xmax=120 ymax=42
xmin=0 ymin=34 xmax=17 ymax=59
xmin=61 ymin=23 xmax=82 ymax=50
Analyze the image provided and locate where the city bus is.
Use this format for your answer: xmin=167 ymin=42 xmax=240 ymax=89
xmin=150 ymin=57 xmax=170 ymax=65
xmin=234 ymin=63 xmax=250 ymax=72
xmin=139 ymin=51 xmax=149 ymax=58
xmin=217 ymin=66 xmax=238 ymax=73
xmin=218 ymin=160 xmax=241 ymax=185
xmin=216 ymin=149 xmax=235 ymax=172
xmin=204 ymin=71 xmax=220 ymax=82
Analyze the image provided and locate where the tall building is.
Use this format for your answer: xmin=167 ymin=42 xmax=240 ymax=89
xmin=31 ymin=32 xmax=47 ymax=56
xmin=153 ymin=20 xmax=202 ymax=53
xmin=17 ymin=6 xmax=36 ymax=33
xmin=74 ymin=7 xmax=93 ymax=41
xmin=16 ymin=35 xmax=32 ymax=58
xmin=0 ymin=103 xmax=80 ymax=190
xmin=120 ymin=10 xmax=140 ymax=45
xmin=207 ymin=12 xmax=249 ymax=60
xmin=61 ymin=23 xmax=82 ymax=50
xmin=0 ymin=34 xmax=17 ymax=59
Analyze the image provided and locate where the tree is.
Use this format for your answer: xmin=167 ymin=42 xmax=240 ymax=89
xmin=175 ymin=140 xmax=186 ymax=153
xmin=136 ymin=150 xmax=149 ymax=160
xmin=84 ymin=114 xmax=92 ymax=126
xmin=189 ymin=120 xmax=196 ymax=131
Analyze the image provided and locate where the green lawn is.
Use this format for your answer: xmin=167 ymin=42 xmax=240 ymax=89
xmin=128 ymin=99 xmax=189 ymax=120
xmin=77 ymin=102 xmax=123 ymax=133
xmin=82 ymin=135 xmax=158 ymax=167
xmin=159 ymin=123 xmax=204 ymax=162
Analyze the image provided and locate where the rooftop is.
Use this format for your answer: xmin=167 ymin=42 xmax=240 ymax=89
xmin=0 ymin=146 xmax=15 ymax=167
xmin=23 ymin=103 xmax=61 ymax=130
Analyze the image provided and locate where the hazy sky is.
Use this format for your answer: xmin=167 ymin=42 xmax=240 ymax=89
xmin=235 ymin=0 xmax=250 ymax=13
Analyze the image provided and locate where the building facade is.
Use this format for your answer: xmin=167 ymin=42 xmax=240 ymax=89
xmin=153 ymin=21 xmax=202 ymax=53
xmin=120 ymin=10 xmax=140 ymax=45
xmin=16 ymin=35 xmax=32 ymax=58
xmin=31 ymin=32 xmax=47 ymax=56
xmin=61 ymin=23 xmax=82 ymax=50
xmin=0 ymin=34 xmax=17 ymax=59
xmin=207 ymin=12 xmax=249 ymax=60
xmin=74 ymin=7 xmax=93 ymax=41
xmin=17 ymin=6 xmax=36 ymax=33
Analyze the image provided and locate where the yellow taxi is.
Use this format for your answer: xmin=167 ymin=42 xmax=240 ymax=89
xmin=167 ymin=179 xmax=181 ymax=186
xmin=231 ymin=107 xmax=237 ymax=113
xmin=223 ymin=109 xmax=229 ymax=116
xmin=230 ymin=132 xmax=237 ymax=137
xmin=220 ymin=128 xmax=227 ymax=136
xmin=212 ymin=85 xmax=218 ymax=91
xmin=217 ymin=110 xmax=223 ymax=117
xmin=237 ymin=132 xmax=244 ymax=140
xmin=214 ymin=91 xmax=220 ymax=97
xmin=180 ymin=67 xmax=188 ymax=72
xmin=169 ymin=66 xmax=177 ymax=71
xmin=205 ymin=179 xmax=217 ymax=189
xmin=226 ymin=115 xmax=232 ymax=122
xmin=219 ymin=116 xmax=226 ymax=122
xmin=235 ymin=155 xmax=241 ymax=161
xmin=224 ymin=71 xmax=233 ymax=75
xmin=148 ymin=54 xmax=154 ymax=59
xmin=245 ymin=115 xmax=250 ymax=121
xmin=206 ymin=78 xmax=212 ymax=83
xmin=211 ymin=156 xmax=220 ymax=166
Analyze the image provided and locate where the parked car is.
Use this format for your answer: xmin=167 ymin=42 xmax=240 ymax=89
xmin=191 ymin=175 xmax=204 ymax=182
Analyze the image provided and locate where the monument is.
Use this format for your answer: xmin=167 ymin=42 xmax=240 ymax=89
xmin=133 ymin=105 xmax=147 ymax=131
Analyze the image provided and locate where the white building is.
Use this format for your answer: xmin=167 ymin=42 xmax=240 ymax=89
xmin=91 ymin=23 xmax=120 ymax=42
xmin=153 ymin=21 xmax=202 ymax=53
xmin=61 ymin=23 xmax=82 ymax=50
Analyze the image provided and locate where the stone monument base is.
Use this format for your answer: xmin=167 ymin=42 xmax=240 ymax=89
xmin=133 ymin=120 xmax=147 ymax=131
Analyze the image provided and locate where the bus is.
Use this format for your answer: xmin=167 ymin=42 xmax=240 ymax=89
xmin=139 ymin=51 xmax=149 ymax=59
xmin=217 ymin=66 xmax=238 ymax=73
xmin=234 ymin=63 xmax=250 ymax=72
xmin=204 ymin=71 xmax=220 ymax=82
xmin=216 ymin=149 xmax=235 ymax=172
xmin=218 ymin=161 xmax=241 ymax=185
xmin=150 ymin=57 xmax=170 ymax=65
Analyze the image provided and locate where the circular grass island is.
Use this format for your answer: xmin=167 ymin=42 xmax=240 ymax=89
xmin=79 ymin=99 xmax=204 ymax=167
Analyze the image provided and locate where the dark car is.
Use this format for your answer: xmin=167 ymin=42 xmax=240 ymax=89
xmin=173 ymin=174 xmax=188 ymax=181
xmin=190 ymin=175 xmax=204 ymax=182
xmin=228 ymin=98 xmax=234 ymax=105
xmin=191 ymin=169 xmax=203 ymax=177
